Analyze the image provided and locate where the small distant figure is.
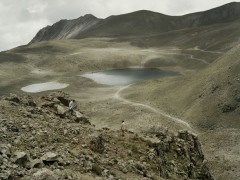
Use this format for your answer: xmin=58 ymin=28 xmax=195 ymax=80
xmin=69 ymin=99 xmax=77 ymax=115
xmin=121 ymin=120 xmax=126 ymax=137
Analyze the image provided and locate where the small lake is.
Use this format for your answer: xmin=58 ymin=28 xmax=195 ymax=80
xmin=21 ymin=81 xmax=69 ymax=93
xmin=81 ymin=68 xmax=179 ymax=85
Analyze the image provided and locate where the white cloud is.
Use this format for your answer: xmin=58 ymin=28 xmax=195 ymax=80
xmin=0 ymin=0 xmax=239 ymax=51
xmin=0 ymin=19 xmax=50 ymax=51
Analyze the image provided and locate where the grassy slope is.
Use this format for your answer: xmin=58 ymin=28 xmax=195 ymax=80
xmin=123 ymin=44 xmax=240 ymax=130
xmin=115 ymin=19 xmax=240 ymax=51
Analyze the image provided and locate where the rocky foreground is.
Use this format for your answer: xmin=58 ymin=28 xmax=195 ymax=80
xmin=0 ymin=92 xmax=213 ymax=180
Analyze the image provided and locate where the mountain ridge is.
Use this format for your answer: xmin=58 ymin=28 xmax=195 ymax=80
xmin=30 ymin=2 xmax=240 ymax=43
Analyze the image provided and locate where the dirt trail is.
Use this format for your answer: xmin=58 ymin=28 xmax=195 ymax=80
xmin=189 ymin=48 xmax=223 ymax=54
xmin=114 ymin=85 xmax=194 ymax=131
xmin=141 ymin=51 xmax=209 ymax=67
xmin=165 ymin=48 xmax=223 ymax=54
xmin=140 ymin=48 xmax=219 ymax=66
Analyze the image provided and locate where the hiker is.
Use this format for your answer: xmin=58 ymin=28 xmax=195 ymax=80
xmin=121 ymin=120 xmax=126 ymax=137
xmin=68 ymin=99 xmax=77 ymax=115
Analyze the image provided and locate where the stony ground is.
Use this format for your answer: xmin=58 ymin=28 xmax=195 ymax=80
xmin=0 ymin=92 xmax=213 ymax=180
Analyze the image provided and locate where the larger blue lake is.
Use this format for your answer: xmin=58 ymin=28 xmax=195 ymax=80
xmin=81 ymin=68 xmax=179 ymax=86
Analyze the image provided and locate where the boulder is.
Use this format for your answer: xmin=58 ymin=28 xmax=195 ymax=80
xmin=75 ymin=111 xmax=90 ymax=124
xmin=32 ymin=168 xmax=58 ymax=180
xmin=52 ymin=98 xmax=60 ymax=103
xmin=6 ymin=94 xmax=20 ymax=104
xmin=30 ymin=159 xmax=43 ymax=168
xmin=13 ymin=151 xmax=30 ymax=168
xmin=49 ymin=91 xmax=70 ymax=106
xmin=55 ymin=105 xmax=66 ymax=118
xmin=41 ymin=152 xmax=58 ymax=164
xmin=22 ymin=96 xmax=37 ymax=107
xmin=0 ymin=144 xmax=11 ymax=157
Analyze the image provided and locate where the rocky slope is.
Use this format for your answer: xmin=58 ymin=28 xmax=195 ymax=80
xmin=30 ymin=2 xmax=240 ymax=43
xmin=0 ymin=92 xmax=213 ymax=180
xmin=30 ymin=14 xmax=101 ymax=44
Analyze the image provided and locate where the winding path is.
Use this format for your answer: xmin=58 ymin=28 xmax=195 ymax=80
xmin=114 ymin=85 xmax=193 ymax=130
xmin=140 ymin=47 xmax=223 ymax=66
xmin=115 ymin=48 xmax=223 ymax=131
xmin=141 ymin=52 xmax=209 ymax=67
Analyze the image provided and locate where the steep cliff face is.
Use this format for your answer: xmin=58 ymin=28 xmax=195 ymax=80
xmin=30 ymin=14 xmax=101 ymax=44
xmin=30 ymin=2 xmax=240 ymax=44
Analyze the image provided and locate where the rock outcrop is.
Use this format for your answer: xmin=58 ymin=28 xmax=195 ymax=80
xmin=0 ymin=92 xmax=214 ymax=179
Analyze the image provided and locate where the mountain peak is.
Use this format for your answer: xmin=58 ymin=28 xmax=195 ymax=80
xmin=30 ymin=14 xmax=101 ymax=44
xmin=82 ymin=14 xmax=97 ymax=19
xmin=77 ymin=14 xmax=99 ymax=21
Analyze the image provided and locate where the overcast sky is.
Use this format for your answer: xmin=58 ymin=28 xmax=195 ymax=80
xmin=0 ymin=0 xmax=239 ymax=51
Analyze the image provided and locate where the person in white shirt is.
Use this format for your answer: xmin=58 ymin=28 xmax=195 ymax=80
xmin=121 ymin=120 xmax=126 ymax=137
xmin=69 ymin=99 xmax=77 ymax=115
